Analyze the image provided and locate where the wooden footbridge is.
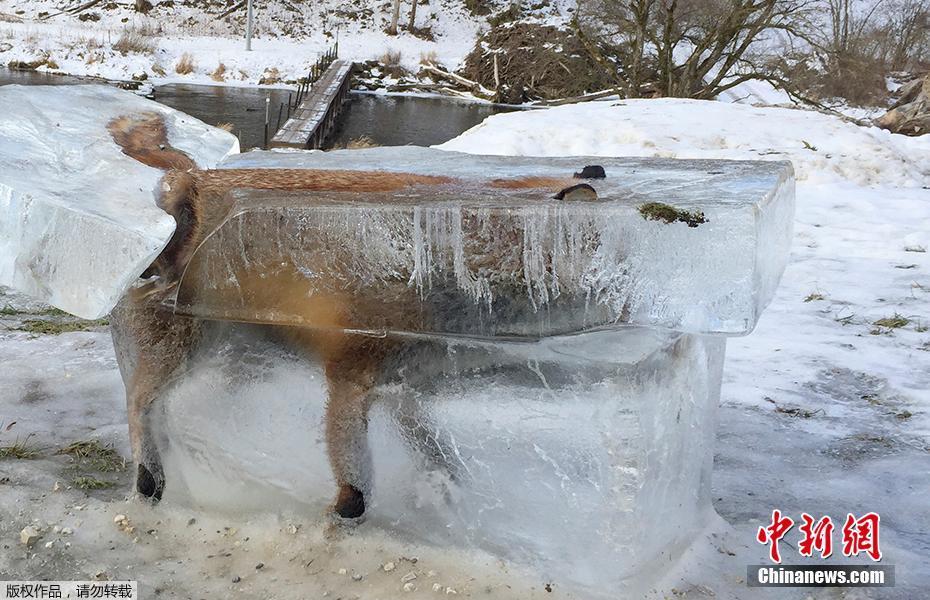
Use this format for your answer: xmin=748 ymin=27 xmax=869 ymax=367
xmin=268 ymin=43 xmax=353 ymax=150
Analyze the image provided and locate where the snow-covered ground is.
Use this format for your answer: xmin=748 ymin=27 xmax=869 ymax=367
xmin=1 ymin=97 xmax=929 ymax=598
xmin=0 ymin=0 xmax=504 ymax=85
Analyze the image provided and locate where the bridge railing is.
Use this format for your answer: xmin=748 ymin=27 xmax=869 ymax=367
xmin=264 ymin=41 xmax=339 ymax=149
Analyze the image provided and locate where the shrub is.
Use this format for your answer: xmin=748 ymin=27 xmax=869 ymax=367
xmin=113 ymin=30 xmax=155 ymax=55
xmin=175 ymin=52 xmax=195 ymax=74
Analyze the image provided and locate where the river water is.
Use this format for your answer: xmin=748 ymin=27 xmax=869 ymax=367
xmin=0 ymin=69 xmax=513 ymax=149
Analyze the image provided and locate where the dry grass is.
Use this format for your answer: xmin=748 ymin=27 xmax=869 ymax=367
xmin=380 ymin=48 xmax=402 ymax=67
xmin=210 ymin=62 xmax=227 ymax=82
xmin=113 ymin=30 xmax=156 ymax=55
xmin=345 ymin=135 xmax=378 ymax=149
xmin=0 ymin=435 xmax=40 ymax=459
xmin=214 ymin=122 xmax=235 ymax=132
xmin=151 ymin=63 xmax=166 ymax=76
xmin=873 ymin=314 xmax=910 ymax=329
xmin=58 ymin=440 xmax=126 ymax=472
xmin=175 ymin=52 xmax=195 ymax=75
xmin=419 ymin=50 xmax=438 ymax=65
xmin=72 ymin=476 xmax=114 ymax=490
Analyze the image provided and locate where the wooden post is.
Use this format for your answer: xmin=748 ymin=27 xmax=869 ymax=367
xmin=245 ymin=0 xmax=254 ymax=51
xmin=263 ymin=97 xmax=270 ymax=149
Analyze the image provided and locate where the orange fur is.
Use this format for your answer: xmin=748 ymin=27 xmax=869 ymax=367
xmin=107 ymin=111 xmax=576 ymax=517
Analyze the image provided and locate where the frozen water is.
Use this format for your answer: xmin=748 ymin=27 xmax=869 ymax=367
xmin=176 ymin=147 xmax=794 ymax=337
xmin=155 ymin=325 xmax=725 ymax=595
xmin=0 ymin=85 xmax=238 ymax=319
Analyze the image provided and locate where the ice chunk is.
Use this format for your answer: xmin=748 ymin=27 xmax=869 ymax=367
xmin=0 ymin=85 xmax=238 ymax=319
xmin=157 ymin=325 xmax=724 ymax=595
xmin=176 ymin=148 xmax=794 ymax=336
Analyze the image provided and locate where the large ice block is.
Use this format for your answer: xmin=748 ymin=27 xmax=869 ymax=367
xmin=0 ymin=85 xmax=238 ymax=319
xmin=155 ymin=324 xmax=724 ymax=596
xmin=174 ymin=148 xmax=794 ymax=336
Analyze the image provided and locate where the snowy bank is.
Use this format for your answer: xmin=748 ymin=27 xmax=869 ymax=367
xmin=0 ymin=0 xmax=486 ymax=86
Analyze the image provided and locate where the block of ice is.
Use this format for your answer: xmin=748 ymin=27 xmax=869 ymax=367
xmin=175 ymin=148 xmax=794 ymax=336
xmin=0 ymin=85 xmax=238 ymax=319
xmin=156 ymin=324 xmax=724 ymax=596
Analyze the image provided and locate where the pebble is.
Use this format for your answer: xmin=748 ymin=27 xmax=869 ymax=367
xmin=445 ymin=588 xmax=457 ymax=595
xmin=52 ymin=481 xmax=61 ymax=492
xmin=20 ymin=526 xmax=40 ymax=546
xmin=382 ymin=561 xmax=396 ymax=572
xmin=231 ymin=576 xmax=241 ymax=583
xmin=255 ymin=563 xmax=264 ymax=570
xmin=432 ymin=583 xmax=443 ymax=592
xmin=113 ymin=514 xmax=126 ymax=524
xmin=351 ymin=573 xmax=363 ymax=582
xmin=44 ymin=541 xmax=54 ymax=549
xmin=401 ymin=572 xmax=417 ymax=583
xmin=61 ymin=527 xmax=73 ymax=536
xmin=403 ymin=582 xmax=416 ymax=592
xmin=52 ymin=526 xmax=61 ymax=534
xmin=337 ymin=568 xmax=348 ymax=576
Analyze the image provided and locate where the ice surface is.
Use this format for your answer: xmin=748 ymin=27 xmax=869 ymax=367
xmin=0 ymin=85 xmax=238 ymax=319
xmin=175 ymin=147 xmax=794 ymax=337
xmin=153 ymin=324 xmax=725 ymax=595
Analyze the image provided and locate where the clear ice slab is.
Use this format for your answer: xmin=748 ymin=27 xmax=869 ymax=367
xmin=174 ymin=147 xmax=795 ymax=336
xmin=159 ymin=324 xmax=725 ymax=596
xmin=0 ymin=85 xmax=238 ymax=319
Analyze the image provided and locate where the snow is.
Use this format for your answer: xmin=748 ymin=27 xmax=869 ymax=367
xmin=0 ymin=0 xmax=489 ymax=86
xmin=0 ymin=84 xmax=238 ymax=319
xmin=1 ymin=92 xmax=929 ymax=599
xmin=441 ymin=97 xmax=930 ymax=595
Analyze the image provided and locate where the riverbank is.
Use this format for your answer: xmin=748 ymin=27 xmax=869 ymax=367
xmin=0 ymin=0 xmax=485 ymax=88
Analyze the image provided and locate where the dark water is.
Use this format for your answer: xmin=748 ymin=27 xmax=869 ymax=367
xmin=0 ymin=69 xmax=513 ymax=150
xmin=328 ymin=92 xmax=513 ymax=148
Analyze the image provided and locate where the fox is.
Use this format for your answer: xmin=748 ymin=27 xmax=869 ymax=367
xmin=107 ymin=112 xmax=602 ymax=519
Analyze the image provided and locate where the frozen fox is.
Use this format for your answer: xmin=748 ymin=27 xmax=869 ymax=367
xmin=107 ymin=112 xmax=599 ymax=518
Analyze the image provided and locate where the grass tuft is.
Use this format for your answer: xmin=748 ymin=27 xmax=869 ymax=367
xmin=0 ymin=436 xmax=40 ymax=459
xmin=873 ymin=314 xmax=910 ymax=329
xmin=58 ymin=440 xmax=126 ymax=472
xmin=804 ymin=292 xmax=825 ymax=302
xmin=210 ymin=62 xmax=226 ymax=82
xmin=638 ymin=202 xmax=707 ymax=228
xmin=175 ymin=52 xmax=195 ymax=75
xmin=113 ymin=30 xmax=156 ymax=55
xmin=345 ymin=135 xmax=378 ymax=149
xmin=12 ymin=319 xmax=107 ymax=335
xmin=379 ymin=48 xmax=402 ymax=67
xmin=72 ymin=476 xmax=114 ymax=490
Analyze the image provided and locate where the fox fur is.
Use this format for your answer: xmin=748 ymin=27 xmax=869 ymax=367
xmin=107 ymin=112 xmax=578 ymax=518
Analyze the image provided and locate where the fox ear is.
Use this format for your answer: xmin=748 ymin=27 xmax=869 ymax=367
xmin=154 ymin=171 xmax=203 ymax=279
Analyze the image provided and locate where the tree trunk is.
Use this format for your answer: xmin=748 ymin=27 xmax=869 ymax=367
xmin=134 ymin=0 xmax=152 ymax=13
xmin=388 ymin=0 xmax=400 ymax=35
xmin=408 ymin=0 xmax=418 ymax=31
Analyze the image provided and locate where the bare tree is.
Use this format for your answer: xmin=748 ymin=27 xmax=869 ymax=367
xmin=575 ymin=0 xmax=814 ymax=99
xmin=388 ymin=0 xmax=401 ymax=35
xmin=408 ymin=0 xmax=419 ymax=31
